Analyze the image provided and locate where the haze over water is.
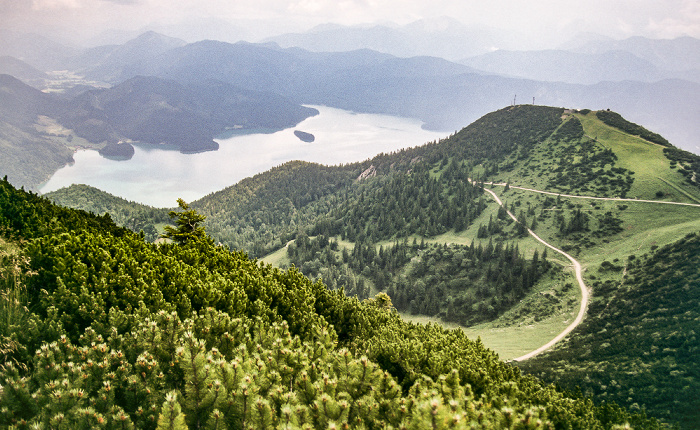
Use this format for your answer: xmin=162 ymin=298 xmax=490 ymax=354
xmin=40 ymin=106 xmax=449 ymax=208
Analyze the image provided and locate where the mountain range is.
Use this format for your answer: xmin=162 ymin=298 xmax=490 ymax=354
xmin=1 ymin=29 xmax=699 ymax=193
xmin=0 ymin=72 xmax=317 ymax=188
xmin=264 ymin=17 xmax=507 ymax=60
xmin=1 ymin=22 xmax=698 ymax=428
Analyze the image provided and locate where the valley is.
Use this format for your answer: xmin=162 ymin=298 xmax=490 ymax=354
xmin=2 ymin=31 xmax=700 ymax=427
xmin=40 ymin=105 xmax=700 ymax=427
xmin=1 ymin=4 xmax=699 ymax=427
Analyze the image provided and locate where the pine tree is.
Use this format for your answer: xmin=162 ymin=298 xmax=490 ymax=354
xmin=162 ymin=199 xmax=208 ymax=245
xmin=156 ymin=392 xmax=188 ymax=430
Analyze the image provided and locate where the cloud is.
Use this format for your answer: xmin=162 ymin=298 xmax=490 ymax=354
xmin=645 ymin=0 xmax=700 ymax=37
xmin=99 ymin=0 xmax=141 ymax=4
xmin=30 ymin=0 xmax=80 ymax=10
xmin=1 ymin=0 xmax=699 ymax=46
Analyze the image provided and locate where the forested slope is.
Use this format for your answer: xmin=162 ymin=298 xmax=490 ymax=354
xmin=519 ymin=232 xmax=700 ymax=428
xmin=45 ymin=183 xmax=170 ymax=241
xmin=0 ymin=177 xmax=658 ymax=428
xmin=40 ymin=105 xmax=700 ymax=428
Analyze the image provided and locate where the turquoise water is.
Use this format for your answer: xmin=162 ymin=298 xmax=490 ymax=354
xmin=40 ymin=106 xmax=448 ymax=207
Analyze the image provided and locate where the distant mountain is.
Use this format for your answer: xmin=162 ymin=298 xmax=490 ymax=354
xmin=10 ymin=32 xmax=695 ymax=154
xmin=143 ymin=16 xmax=258 ymax=45
xmin=0 ymin=72 xmax=318 ymax=187
xmin=67 ymin=31 xmax=188 ymax=83
xmin=0 ymin=74 xmax=59 ymax=125
xmin=59 ymin=75 xmax=318 ymax=153
xmin=0 ymin=30 xmax=79 ymax=71
xmin=265 ymin=17 xmax=506 ymax=60
xmin=0 ymin=75 xmax=74 ymax=188
xmin=567 ymin=35 xmax=700 ymax=72
xmin=0 ymin=56 xmax=48 ymax=88
xmin=124 ymin=38 xmax=700 ymax=154
xmin=461 ymin=49 xmax=677 ymax=84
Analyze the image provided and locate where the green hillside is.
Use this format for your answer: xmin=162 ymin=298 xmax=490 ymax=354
xmin=519 ymin=232 xmax=700 ymax=428
xmin=41 ymin=105 xmax=700 ymax=428
xmin=0 ymin=177 xmax=657 ymax=428
xmin=46 ymin=184 xmax=170 ymax=241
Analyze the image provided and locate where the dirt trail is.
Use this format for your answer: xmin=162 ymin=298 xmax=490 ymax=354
xmin=480 ymin=187 xmax=589 ymax=361
xmin=492 ymin=182 xmax=700 ymax=207
xmin=474 ymin=181 xmax=699 ymax=360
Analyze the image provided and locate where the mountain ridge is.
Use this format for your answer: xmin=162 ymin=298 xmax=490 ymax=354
xmin=40 ymin=105 xmax=700 ymax=427
xmin=0 ymin=72 xmax=318 ymax=187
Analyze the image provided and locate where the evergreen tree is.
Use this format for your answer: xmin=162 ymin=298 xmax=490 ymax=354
xmin=162 ymin=199 xmax=208 ymax=245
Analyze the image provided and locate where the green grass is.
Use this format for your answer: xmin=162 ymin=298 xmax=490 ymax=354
xmin=261 ymin=240 xmax=292 ymax=267
xmin=582 ymin=203 xmax=700 ymax=267
xmin=486 ymin=179 xmax=700 ymax=271
xmin=400 ymin=264 xmax=582 ymax=361
xmin=577 ymin=112 xmax=700 ymax=203
xmin=461 ymin=313 xmax=574 ymax=361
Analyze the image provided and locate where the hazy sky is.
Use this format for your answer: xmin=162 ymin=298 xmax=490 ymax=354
xmin=2 ymin=0 xmax=700 ymax=47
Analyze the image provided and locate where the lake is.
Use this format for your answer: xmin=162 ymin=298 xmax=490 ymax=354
xmin=40 ymin=106 xmax=449 ymax=208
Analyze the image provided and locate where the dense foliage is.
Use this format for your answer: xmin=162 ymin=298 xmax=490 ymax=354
xmin=439 ymin=105 xmax=564 ymax=165
xmin=0 ymin=178 xmax=659 ymax=429
xmin=46 ymin=184 xmax=170 ymax=242
xmin=595 ymin=110 xmax=670 ymax=147
xmin=287 ymin=234 xmax=551 ymax=326
xmin=662 ymin=146 xmax=700 ymax=191
xmin=194 ymin=161 xmax=358 ymax=257
xmin=387 ymin=241 xmax=550 ymax=325
xmin=318 ymin=161 xmax=486 ymax=243
xmin=519 ymin=232 xmax=700 ymax=429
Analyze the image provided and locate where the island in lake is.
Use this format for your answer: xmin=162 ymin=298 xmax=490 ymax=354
xmin=98 ymin=142 xmax=136 ymax=160
xmin=294 ymin=130 xmax=315 ymax=143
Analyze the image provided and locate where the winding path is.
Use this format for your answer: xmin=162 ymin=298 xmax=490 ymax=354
xmin=479 ymin=182 xmax=700 ymax=360
xmin=492 ymin=182 xmax=700 ymax=207
xmin=480 ymin=187 xmax=589 ymax=361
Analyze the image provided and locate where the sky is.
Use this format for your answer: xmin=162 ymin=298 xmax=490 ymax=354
xmin=2 ymin=0 xmax=700 ymax=48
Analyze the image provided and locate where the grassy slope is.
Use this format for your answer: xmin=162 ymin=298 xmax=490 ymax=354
xmin=461 ymin=112 xmax=700 ymax=354
xmin=576 ymin=112 xmax=700 ymax=202
xmin=258 ymin=109 xmax=700 ymax=363
xmin=527 ymin=112 xmax=700 ymax=267
xmin=385 ymin=110 xmax=700 ymax=364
